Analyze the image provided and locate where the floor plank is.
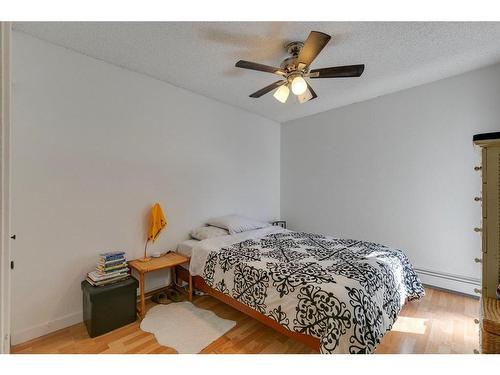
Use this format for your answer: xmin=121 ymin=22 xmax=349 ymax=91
xmin=11 ymin=287 xmax=479 ymax=354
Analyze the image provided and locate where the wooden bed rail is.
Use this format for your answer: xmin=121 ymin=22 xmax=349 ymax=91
xmin=175 ymin=266 xmax=321 ymax=351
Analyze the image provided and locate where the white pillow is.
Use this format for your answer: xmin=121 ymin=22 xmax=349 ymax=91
xmin=206 ymin=215 xmax=271 ymax=235
xmin=190 ymin=225 xmax=229 ymax=241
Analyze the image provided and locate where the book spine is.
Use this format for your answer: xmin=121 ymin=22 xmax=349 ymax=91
xmin=98 ymin=257 xmax=125 ymax=264
xmin=91 ymin=268 xmax=129 ymax=275
xmin=96 ymin=264 xmax=128 ymax=272
xmin=88 ymin=270 xmax=129 ymax=281
xmin=98 ymin=256 xmax=125 ymax=262
xmin=92 ymin=275 xmax=130 ymax=287
xmin=98 ymin=252 xmax=125 ymax=259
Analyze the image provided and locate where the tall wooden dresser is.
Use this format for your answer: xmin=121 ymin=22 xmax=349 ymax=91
xmin=473 ymin=132 xmax=500 ymax=354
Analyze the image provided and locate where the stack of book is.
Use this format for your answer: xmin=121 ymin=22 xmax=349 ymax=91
xmin=86 ymin=251 xmax=130 ymax=287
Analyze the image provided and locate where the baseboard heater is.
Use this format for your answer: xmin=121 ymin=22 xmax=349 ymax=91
xmin=414 ymin=267 xmax=480 ymax=286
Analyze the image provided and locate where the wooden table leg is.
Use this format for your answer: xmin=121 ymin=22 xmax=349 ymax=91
xmin=188 ymin=272 xmax=193 ymax=302
xmin=172 ymin=266 xmax=177 ymax=287
xmin=139 ymin=272 xmax=145 ymax=319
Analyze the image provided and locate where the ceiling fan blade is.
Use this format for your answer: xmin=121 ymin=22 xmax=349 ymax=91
xmin=298 ymin=82 xmax=317 ymax=103
xmin=307 ymin=81 xmax=317 ymax=99
xmin=297 ymin=31 xmax=331 ymax=68
xmin=235 ymin=60 xmax=286 ymax=76
xmin=309 ymin=64 xmax=365 ymax=78
xmin=249 ymin=80 xmax=287 ymax=98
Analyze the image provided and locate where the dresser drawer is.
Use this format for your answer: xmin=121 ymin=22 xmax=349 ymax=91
xmin=482 ymin=223 xmax=487 ymax=254
xmin=480 ymin=297 xmax=500 ymax=353
xmin=482 ymin=184 xmax=487 ymax=218
xmin=481 ymin=327 xmax=500 ymax=353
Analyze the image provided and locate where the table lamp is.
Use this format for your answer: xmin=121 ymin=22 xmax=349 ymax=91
xmin=141 ymin=202 xmax=167 ymax=262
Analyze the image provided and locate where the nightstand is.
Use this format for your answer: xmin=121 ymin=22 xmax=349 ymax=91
xmin=271 ymin=220 xmax=287 ymax=229
xmin=128 ymin=252 xmax=191 ymax=319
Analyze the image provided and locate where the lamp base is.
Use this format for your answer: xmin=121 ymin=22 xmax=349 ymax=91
xmin=138 ymin=257 xmax=152 ymax=263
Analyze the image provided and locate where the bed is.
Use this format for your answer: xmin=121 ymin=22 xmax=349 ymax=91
xmin=176 ymin=226 xmax=424 ymax=354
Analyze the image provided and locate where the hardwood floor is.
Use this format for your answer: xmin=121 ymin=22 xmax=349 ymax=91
xmin=11 ymin=287 xmax=479 ymax=354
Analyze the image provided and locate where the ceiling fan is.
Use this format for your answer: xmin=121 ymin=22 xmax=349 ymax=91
xmin=235 ymin=31 xmax=365 ymax=104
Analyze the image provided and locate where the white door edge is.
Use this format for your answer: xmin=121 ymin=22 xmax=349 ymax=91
xmin=0 ymin=21 xmax=12 ymax=354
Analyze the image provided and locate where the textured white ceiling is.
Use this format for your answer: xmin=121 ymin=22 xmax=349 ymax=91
xmin=13 ymin=22 xmax=500 ymax=122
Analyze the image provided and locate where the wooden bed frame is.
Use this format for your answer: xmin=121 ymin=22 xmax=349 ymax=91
xmin=176 ymin=266 xmax=321 ymax=351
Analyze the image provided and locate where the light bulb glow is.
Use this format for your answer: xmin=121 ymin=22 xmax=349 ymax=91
xmin=297 ymin=88 xmax=313 ymax=104
xmin=291 ymin=76 xmax=307 ymax=95
xmin=273 ymin=84 xmax=290 ymax=103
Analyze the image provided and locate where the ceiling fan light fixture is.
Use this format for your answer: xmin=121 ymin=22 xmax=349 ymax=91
xmin=291 ymin=76 xmax=308 ymax=95
xmin=273 ymin=84 xmax=290 ymax=103
xmin=235 ymin=31 xmax=365 ymax=103
xmin=297 ymin=88 xmax=313 ymax=104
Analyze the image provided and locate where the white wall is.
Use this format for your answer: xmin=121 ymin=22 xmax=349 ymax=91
xmin=282 ymin=63 xmax=500 ymax=296
xmin=11 ymin=32 xmax=280 ymax=344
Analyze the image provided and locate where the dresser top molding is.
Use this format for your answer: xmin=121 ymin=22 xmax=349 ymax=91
xmin=474 ymin=132 xmax=500 ymax=146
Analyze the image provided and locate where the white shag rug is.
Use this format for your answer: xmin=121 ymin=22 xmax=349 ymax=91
xmin=140 ymin=301 xmax=236 ymax=353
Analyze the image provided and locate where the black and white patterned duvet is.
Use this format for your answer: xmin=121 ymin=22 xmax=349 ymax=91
xmin=190 ymin=228 xmax=424 ymax=354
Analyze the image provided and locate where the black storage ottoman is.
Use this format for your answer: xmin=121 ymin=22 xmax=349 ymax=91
xmin=81 ymin=277 xmax=138 ymax=338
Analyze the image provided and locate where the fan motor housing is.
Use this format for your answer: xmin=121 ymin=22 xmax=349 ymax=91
xmin=286 ymin=41 xmax=304 ymax=56
xmin=280 ymin=56 xmax=297 ymax=72
xmin=281 ymin=41 xmax=306 ymax=73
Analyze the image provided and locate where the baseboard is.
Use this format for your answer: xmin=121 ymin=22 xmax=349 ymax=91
xmin=11 ymin=311 xmax=82 ymax=346
xmin=414 ymin=267 xmax=480 ymax=297
xmin=11 ymin=282 xmax=173 ymax=346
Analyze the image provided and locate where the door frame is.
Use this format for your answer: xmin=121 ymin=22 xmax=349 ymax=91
xmin=0 ymin=21 xmax=12 ymax=354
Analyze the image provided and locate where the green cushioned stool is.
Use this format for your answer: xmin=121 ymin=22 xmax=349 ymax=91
xmin=81 ymin=277 xmax=138 ymax=338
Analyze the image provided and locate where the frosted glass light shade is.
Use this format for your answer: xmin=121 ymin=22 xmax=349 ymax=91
xmin=273 ymin=85 xmax=290 ymax=103
xmin=291 ymin=76 xmax=307 ymax=95
xmin=297 ymin=88 xmax=313 ymax=103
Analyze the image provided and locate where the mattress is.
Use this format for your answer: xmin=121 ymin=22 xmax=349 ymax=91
xmin=176 ymin=239 xmax=200 ymax=258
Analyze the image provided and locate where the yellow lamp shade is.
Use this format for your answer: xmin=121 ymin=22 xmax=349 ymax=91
xmin=148 ymin=203 xmax=167 ymax=242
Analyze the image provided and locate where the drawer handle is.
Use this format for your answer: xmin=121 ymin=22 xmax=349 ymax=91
xmin=474 ymin=288 xmax=482 ymax=294
xmin=474 ymin=227 xmax=482 ymax=232
xmin=474 ymin=166 xmax=482 ymax=171
xmin=474 ymin=197 xmax=482 ymax=202
xmin=474 ymin=319 xmax=480 ymax=324
xmin=474 ymin=258 xmax=482 ymax=263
